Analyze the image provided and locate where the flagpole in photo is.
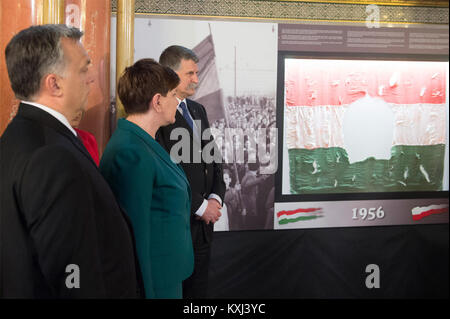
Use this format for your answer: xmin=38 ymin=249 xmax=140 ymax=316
xmin=234 ymin=45 xmax=237 ymax=102
xmin=212 ymin=27 xmax=244 ymax=219
xmin=191 ymin=24 xmax=246 ymax=222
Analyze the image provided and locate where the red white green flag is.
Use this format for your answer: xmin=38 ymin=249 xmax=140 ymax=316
xmin=284 ymin=59 xmax=448 ymax=194
xmin=277 ymin=207 xmax=324 ymax=225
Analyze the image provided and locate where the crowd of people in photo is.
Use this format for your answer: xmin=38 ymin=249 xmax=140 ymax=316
xmin=210 ymin=95 xmax=276 ymax=231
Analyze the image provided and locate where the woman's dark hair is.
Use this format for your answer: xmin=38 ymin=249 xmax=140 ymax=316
xmin=117 ymin=58 xmax=180 ymax=115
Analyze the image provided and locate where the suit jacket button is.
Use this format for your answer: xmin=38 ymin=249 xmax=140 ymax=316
xmin=205 ymin=168 xmax=208 ymax=175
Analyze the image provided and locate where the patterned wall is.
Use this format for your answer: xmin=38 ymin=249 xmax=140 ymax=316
xmin=111 ymin=0 xmax=448 ymax=25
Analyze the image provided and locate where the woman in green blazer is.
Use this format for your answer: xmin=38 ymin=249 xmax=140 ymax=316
xmin=100 ymin=59 xmax=193 ymax=298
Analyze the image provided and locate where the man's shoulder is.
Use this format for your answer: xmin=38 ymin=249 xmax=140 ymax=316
xmin=186 ymin=98 xmax=204 ymax=110
xmin=2 ymin=114 xmax=63 ymax=152
xmin=186 ymin=99 xmax=208 ymax=120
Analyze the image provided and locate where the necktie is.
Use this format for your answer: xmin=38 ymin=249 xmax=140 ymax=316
xmin=179 ymin=101 xmax=194 ymax=130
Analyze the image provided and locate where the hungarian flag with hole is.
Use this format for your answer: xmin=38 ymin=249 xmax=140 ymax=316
xmin=284 ymin=59 xmax=448 ymax=194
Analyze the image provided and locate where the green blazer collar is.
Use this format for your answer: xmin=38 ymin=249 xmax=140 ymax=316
xmin=117 ymin=119 xmax=189 ymax=186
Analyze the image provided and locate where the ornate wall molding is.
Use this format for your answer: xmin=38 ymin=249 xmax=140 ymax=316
xmin=111 ymin=0 xmax=449 ymax=25
xmin=274 ymin=0 xmax=448 ymax=7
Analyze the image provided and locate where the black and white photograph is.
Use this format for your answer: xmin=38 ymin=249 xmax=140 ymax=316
xmin=111 ymin=17 xmax=278 ymax=231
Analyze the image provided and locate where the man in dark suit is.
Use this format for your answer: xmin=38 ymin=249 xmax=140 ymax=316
xmin=0 ymin=24 xmax=143 ymax=298
xmin=157 ymin=46 xmax=225 ymax=298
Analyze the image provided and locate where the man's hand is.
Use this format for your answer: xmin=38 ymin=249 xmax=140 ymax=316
xmin=198 ymin=198 xmax=222 ymax=224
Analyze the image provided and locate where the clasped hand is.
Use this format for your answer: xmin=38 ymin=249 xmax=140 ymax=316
xmin=197 ymin=198 xmax=222 ymax=224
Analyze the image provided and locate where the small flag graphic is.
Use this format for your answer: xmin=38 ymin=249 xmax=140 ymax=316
xmin=277 ymin=208 xmax=324 ymax=225
xmin=411 ymin=204 xmax=448 ymax=221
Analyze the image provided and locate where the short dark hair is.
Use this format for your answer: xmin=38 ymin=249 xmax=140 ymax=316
xmin=117 ymin=58 xmax=180 ymax=115
xmin=5 ymin=24 xmax=83 ymax=101
xmin=248 ymin=161 xmax=259 ymax=172
xmin=159 ymin=45 xmax=199 ymax=71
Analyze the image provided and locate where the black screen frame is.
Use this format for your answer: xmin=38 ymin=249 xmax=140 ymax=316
xmin=275 ymin=51 xmax=449 ymax=203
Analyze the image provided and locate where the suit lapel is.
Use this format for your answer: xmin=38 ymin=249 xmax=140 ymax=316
xmin=148 ymin=137 xmax=190 ymax=187
xmin=175 ymin=109 xmax=191 ymax=133
xmin=71 ymin=134 xmax=99 ymax=167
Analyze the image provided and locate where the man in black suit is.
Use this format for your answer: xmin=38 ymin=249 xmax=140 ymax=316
xmin=157 ymin=46 xmax=225 ymax=298
xmin=0 ymin=24 xmax=143 ymax=298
